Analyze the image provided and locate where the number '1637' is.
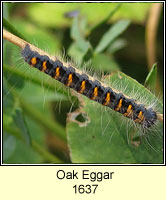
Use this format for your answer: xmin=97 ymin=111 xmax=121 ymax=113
xmin=73 ymin=184 xmax=98 ymax=194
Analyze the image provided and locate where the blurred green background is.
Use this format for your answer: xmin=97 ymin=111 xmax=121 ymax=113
xmin=3 ymin=2 xmax=163 ymax=164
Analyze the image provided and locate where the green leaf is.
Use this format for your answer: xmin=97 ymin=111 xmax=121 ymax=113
xmin=3 ymin=18 xmax=27 ymax=41
xmin=13 ymin=108 xmax=32 ymax=145
xmin=90 ymin=3 xmax=121 ymax=33
xmin=67 ymin=72 xmax=163 ymax=163
xmin=15 ymin=81 xmax=68 ymax=103
xmin=92 ymin=53 xmax=120 ymax=72
xmin=69 ymin=16 xmax=93 ymax=64
xmin=95 ymin=20 xmax=131 ymax=53
xmin=3 ymin=77 xmax=15 ymax=115
xmin=68 ymin=41 xmax=92 ymax=65
xmin=107 ymin=38 xmax=127 ymax=54
xmin=27 ymin=3 xmax=152 ymax=28
xmin=4 ymin=139 xmax=42 ymax=164
xmin=144 ymin=63 xmax=157 ymax=90
xmin=3 ymin=133 xmax=16 ymax=161
xmin=3 ymin=123 xmax=63 ymax=164
xmin=20 ymin=98 xmax=66 ymax=141
xmin=11 ymin=18 xmax=61 ymax=54
xmin=71 ymin=17 xmax=85 ymax=41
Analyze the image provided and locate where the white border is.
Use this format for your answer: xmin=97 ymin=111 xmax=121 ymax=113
xmin=1 ymin=1 xmax=165 ymax=166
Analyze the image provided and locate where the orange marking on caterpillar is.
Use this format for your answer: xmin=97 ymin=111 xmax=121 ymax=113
xmin=103 ymin=92 xmax=111 ymax=106
xmin=134 ymin=111 xmax=145 ymax=123
xmin=42 ymin=61 xmax=47 ymax=72
xmin=79 ymin=80 xmax=86 ymax=93
xmin=54 ymin=67 xmax=60 ymax=79
xmin=124 ymin=104 xmax=133 ymax=117
xmin=66 ymin=73 xmax=73 ymax=86
xmin=31 ymin=57 xmax=37 ymax=66
xmin=115 ymin=99 xmax=123 ymax=111
xmin=91 ymin=87 xmax=98 ymax=100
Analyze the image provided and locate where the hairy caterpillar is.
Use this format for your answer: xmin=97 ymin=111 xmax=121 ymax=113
xmin=21 ymin=44 xmax=159 ymax=130
xmin=3 ymin=27 xmax=164 ymax=164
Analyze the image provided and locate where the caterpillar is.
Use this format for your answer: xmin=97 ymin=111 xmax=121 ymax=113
xmin=21 ymin=44 xmax=158 ymax=130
